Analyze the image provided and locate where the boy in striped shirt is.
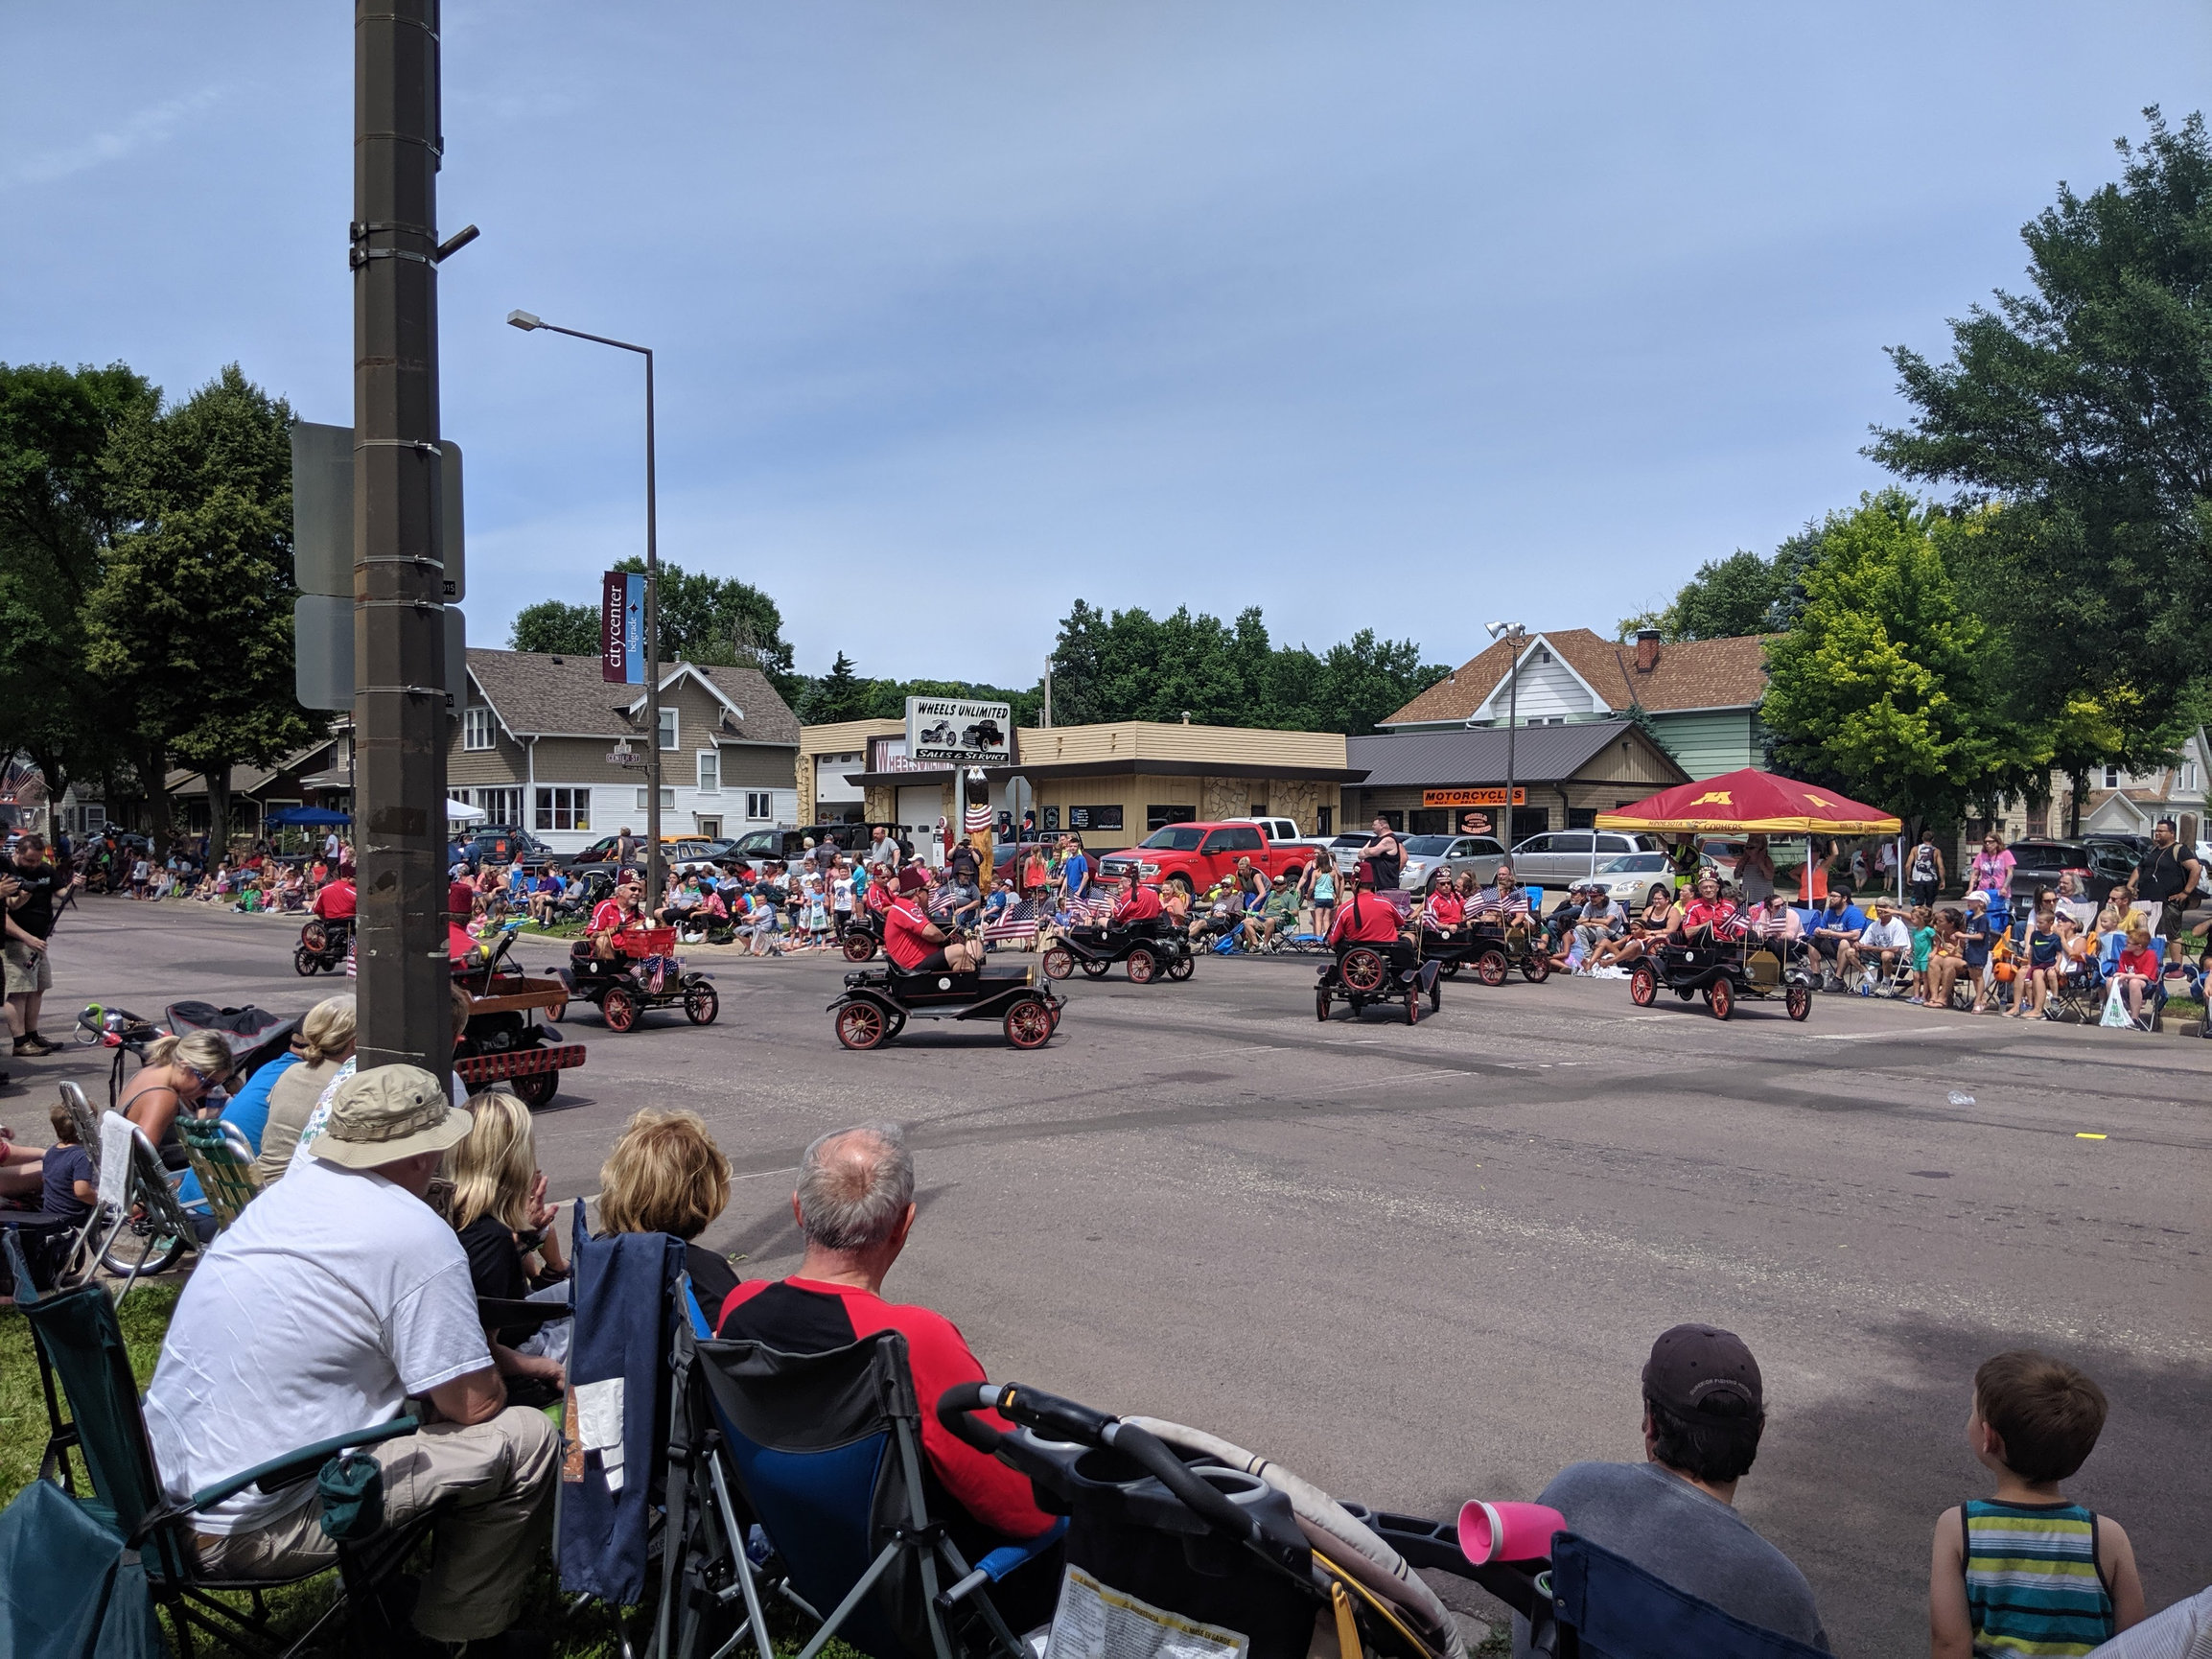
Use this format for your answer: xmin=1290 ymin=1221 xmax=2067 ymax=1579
xmin=1930 ymin=1351 xmax=2145 ymax=1657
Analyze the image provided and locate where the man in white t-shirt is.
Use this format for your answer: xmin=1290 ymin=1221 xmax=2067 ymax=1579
xmin=143 ymin=1064 xmax=558 ymax=1649
xmin=1837 ymin=898 xmax=1913 ymax=987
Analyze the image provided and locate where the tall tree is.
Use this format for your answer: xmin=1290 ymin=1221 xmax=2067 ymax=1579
xmin=1870 ymin=106 xmax=2212 ymax=783
xmin=804 ymin=652 xmax=874 ymax=723
xmin=1761 ymin=492 xmax=2020 ymax=828
xmin=509 ymin=598 xmax=599 ymax=655
xmin=1618 ymin=549 xmax=1784 ymax=642
xmin=0 ymin=361 xmax=160 ymax=810
xmin=87 ymin=366 xmax=307 ymax=848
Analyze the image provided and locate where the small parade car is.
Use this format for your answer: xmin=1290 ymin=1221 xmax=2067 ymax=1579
xmin=830 ymin=961 xmax=1062 ymax=1050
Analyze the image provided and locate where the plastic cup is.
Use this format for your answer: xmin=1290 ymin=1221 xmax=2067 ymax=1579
xmin=1457 ymin=1499 xmax=1566 ymax=1565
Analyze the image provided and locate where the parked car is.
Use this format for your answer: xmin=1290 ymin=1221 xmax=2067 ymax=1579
xmin=456 ymin=826 xmax=556 ymax=871
xmin=2000 ymin=838 xmax=2138 ymax=905
xmin=1222 ymin=817 xmax=1336 ymax=854
xmin=1507 ymin=830 xmax=1668 ymax=889
xmin=563 ymin=833 xmax=724 ymax=881
xmin=1323 ymin=832 xmax=1374 ymax=874
xmin=723 ymin=824 xmax=896 ymax=873
xmin=1585 ymin=852 xmax=1681 ymax=910
xmin=1094 ymin=821 xmax=1310 ymax=892
xmin=1396 ymin=833 xmax=1507 ymax=892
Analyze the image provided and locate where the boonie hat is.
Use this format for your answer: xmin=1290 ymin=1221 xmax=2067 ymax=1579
xmin=1642 ymin=1323 xmax=1763 ymax=1415
xmin=309 ymin=1063 xmax=472 ymax=1168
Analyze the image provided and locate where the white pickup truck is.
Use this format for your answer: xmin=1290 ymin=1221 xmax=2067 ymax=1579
xmin=1222 ymin=817 xmax=1338 ymax=855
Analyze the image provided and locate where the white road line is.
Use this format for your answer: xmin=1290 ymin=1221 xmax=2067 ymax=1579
xmin=1805 ymin=1027 xmax=1971 ymax=1041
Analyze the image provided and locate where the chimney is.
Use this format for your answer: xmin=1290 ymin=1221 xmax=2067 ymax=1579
xmin=1635 ymin=628 xmax=1662 ymax=673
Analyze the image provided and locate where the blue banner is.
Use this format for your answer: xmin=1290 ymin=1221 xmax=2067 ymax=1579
xmin=601 ymin=571 xmax=645 ymax=684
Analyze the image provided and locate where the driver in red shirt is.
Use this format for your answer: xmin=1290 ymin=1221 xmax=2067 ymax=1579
xmin=1110 ymin=876 xmax=1162 ymax=927
xmin=1330 ymin=867 xmax=1404 ymax=946
xmin=1675 ymin=873 xmax=1748 ymax=946
xmin=1423 ymin=880 xmax=1465 ymax=934
xmin=885 ymin=889 xmax=982 ymax=973
xmin=310 ymin=873 xmax=357 ymax=922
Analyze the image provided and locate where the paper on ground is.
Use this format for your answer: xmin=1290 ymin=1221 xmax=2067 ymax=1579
xmin=1043 ymin=1564 xmax=1248 ymax=1659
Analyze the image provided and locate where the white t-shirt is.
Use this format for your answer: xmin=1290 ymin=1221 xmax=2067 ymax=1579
xmin=833 ymin=875 xmax=854 ymax=912
xmin=143 ymin=1151 xmax=489 ymax=1532
xmin=1858 ymin=917 xmax=1912 ymax=951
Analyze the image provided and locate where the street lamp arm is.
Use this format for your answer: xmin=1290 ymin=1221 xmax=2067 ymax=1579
xmin=535 ymin=321 xmax=650 ymax=359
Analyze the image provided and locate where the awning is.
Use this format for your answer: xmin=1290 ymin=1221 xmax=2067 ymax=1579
xmin=267 ymin=806 xmax=352 ymax=827
xmin=1595 ymin=768 xmax=1900 ymax=834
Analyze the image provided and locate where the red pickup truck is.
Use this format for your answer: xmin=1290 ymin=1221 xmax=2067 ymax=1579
xmin=1094 ymin=822 xmax=1312 ymax=893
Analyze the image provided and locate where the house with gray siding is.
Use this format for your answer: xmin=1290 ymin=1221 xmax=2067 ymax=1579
xmin=449 ymin=649 xmax=800 ymax=853
xmin=1380 ymin=627 xmax=1771 ymax=782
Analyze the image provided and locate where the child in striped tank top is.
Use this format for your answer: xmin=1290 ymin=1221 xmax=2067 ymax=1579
xmin=1930 ymin=1351 xmax=2144 ymax=1657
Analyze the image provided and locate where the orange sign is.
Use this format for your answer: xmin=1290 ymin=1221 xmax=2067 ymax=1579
xmin=1422 ymin=787 xmax=1526 ymax=807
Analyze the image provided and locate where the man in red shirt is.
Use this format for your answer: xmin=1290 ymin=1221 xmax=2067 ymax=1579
xmin=718 ymin=1125 xmax=1059 ymax=1617
xmin=1423 ymin=880 xmax=1465 ymax=934
xmin=1110 ymin=875 xmax=1162 ymax=927
xmin=447 ymin=873 xmax=477 ymax=920
xmin=1676 ymin=874 xmax=1748 ymax=946
xmin=884 ymin=888 xmax=980 ymax=973
xmin=311 ymin=872 xmax=357 ymax=923
xmin=1330 ymin=870 xmax=1403 ymax=946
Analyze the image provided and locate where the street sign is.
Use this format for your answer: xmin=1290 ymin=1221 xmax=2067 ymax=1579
xmin=607 ymin=740 xmax=637 ymax=767
xmin=293 ymin=596 xmax=467 ymax=710
xmin=290 ymin=421 xmax=465 ymax=602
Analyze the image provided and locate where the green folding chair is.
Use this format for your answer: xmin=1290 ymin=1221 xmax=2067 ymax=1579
xmin=176 ymin=1116 xmax=262 ymax=1231
xmin=4 ymin=1231 xmax=434 ymax=1658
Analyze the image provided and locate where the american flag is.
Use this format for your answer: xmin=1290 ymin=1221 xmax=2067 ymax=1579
xmin=1062 ymin=894 xmax=1115 ymax=927
xmin=1468 ymin=889 xmax=1531 ymax=919
xmin=983 ymin=899 xmax=1041 ymax=943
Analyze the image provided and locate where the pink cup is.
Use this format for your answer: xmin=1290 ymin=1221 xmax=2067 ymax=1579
xmin=1457 ymin=1499 xmax=1566 ymax=1565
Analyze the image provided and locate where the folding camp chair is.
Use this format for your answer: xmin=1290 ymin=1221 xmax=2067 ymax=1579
xmin=176 ymin=1117 xmax=261 ymax=1230
xmin=674 ymin=1327 xmax=1062 ymax=1659
xmin=1365 ymin=1514 xmax=1828 ymax=1659
xmin=86 ymin=1108 xmax=207 ymax=1289
xmin=1 ymin=1231 xmax=431 ymax=1659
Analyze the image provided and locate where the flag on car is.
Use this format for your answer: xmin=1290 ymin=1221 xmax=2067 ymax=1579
xmin=984 ymin=899 xmax=1040 ymax=943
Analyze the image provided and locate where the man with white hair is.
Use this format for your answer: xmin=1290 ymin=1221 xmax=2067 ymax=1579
xmin=715 ymin=1123 xmax=1054 ymax=1551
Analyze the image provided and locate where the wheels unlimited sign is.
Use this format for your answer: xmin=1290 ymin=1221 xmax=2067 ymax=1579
xmin=905 ymin=697 xmax=1012 ymax=765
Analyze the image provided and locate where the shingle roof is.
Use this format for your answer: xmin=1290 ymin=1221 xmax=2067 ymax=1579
xmin=467 ymin=649 xmax=799 ymax=746
xmin=1382 ymin=629 xmax=1772 ymax=726
xmin=1348 ymin=719 xmax=1683 ymax=788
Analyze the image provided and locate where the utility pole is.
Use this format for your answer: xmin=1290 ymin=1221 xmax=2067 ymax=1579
xmin=352 ymin=0 xmax=451 ymax=1073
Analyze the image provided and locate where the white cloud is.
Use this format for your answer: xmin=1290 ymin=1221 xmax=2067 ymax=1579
xmin=4 ymin=86 xmax=224 ymax=192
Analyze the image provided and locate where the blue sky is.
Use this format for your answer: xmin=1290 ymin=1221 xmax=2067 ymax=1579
xmin=4 ymin=4 xmax=2205 ymax=689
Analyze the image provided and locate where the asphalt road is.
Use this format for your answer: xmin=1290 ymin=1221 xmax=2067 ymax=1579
xmin=16 ymin=898 xmax=2210 ymax=1656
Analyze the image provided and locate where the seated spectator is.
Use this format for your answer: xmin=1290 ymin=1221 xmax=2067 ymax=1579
xmin=1241 ymin=876 xmax=1301 ymax=949
xmin=1567 ymin=883 xmax=1628 ymax=969
xmin=121 ymin=1030 xmax=238 ymax=1176
xmin=1929 ymin=1351 xmax=2143 ymax=1659
xmin=35 ymin=1098 xmax=95 ymax=1220
xmin=1513 ymin=1325 xmax=1828 ymax=1657
xmin=2111 ymin=923 xmax=2161 ymax=1024
xmin=449 ymin=1089 xmax=570 ymax=1400
xmin=2011 ymin=894 xmax=2066 ymax=1020
xmin=257 ymin=993 xmax=358 ymax=1183
xmin=717 ymin=1123 xmax=1060 ymax=1620
xmin=1838 ymin=898 xmax=1912 ymax=989
xmin=597 ymin=1106 xmax=740 ymax=1319
xmin=142 ymin=1065 xmax=559 ymax=1650
xmin=1188 ymin=882 xmax=1246 ymax=945
xmin=1805 ymin=892 xmax=1869 ymax=984
xmin=1919 ymin=909 xmax=1968 ymax=1008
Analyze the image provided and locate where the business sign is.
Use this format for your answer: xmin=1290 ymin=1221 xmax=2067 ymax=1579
xmin=1422 ymin=787 xmax=1526 ymax=808
xmin=905 ymin=697 xmax=1011 ymax=765
xmin=602 ymin=571 xmax=645 ymax=685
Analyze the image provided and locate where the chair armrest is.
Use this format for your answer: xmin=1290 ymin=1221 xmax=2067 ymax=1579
xmin=188 ymin=1414 xmax=420 ymax=1509
xmin=973 ymin=1516 xmax=1068 ymax=1581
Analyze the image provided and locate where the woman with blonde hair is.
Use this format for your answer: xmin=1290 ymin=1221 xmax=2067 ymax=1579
xmin=450 ymin=1089 xmax=569 ymax=1396
xmin=122 ymin=1029 xmax=236 ymax=1173
xmin=255 ymin=993 xmax=358 ymax=1182
xmin=597 ymin=1108 xmax=737 ymax=1313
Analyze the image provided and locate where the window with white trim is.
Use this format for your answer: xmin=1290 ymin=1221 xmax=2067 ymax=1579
xmin=2104 ymin=766 xmax=2121 ymax=788
xmin=745 ymin=791 xmax=772 ymax=822
xmin=534 ymin=787 xmax=591 ymax=831
xmin=696 ymin=749 xmax=719 ymax=793
xmin=477 ymin=787 xmax=523 ymax=826
xmin=463 ymin=708 xmax=495 ymax=750
xmin=635 ymin=787 xmax=676 ymax=811
xmin=658 ymin=708 xmax=679 ymax=751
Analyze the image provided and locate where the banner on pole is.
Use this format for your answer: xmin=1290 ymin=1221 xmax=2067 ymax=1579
xmin=602 ymin=571 xmax=645 ymax=684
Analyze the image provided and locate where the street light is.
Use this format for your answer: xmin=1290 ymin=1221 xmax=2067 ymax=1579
xmin=508 ymin=308 xmax=664 ymax=906
xmin=1484 ymin=621 xmax=1526 ymax=857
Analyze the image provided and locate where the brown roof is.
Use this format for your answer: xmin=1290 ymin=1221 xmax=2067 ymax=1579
xmin=1382 ymin=628 xmax=1771 ymax=726
xmin=467 ymin=649 xmax=799 ymax=747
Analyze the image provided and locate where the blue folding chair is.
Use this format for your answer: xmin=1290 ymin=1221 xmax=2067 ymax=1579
xmin=673 ymin=1327 xmax=1062 ymax=1659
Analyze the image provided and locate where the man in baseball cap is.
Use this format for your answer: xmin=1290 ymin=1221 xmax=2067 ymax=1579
xmin=144 ymin=1066 xmax=558 ymax=1649
xmin=1509 ymin=1325 xmax=1828 ymax=1656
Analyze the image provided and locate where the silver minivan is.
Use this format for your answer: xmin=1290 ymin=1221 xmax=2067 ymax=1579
xmin=1397 ymin=833 xmax=1507 ymax=891
xmin=1508 ymin=830 xmax=1667 ymax=891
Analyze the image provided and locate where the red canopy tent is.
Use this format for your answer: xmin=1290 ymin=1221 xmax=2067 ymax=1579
xmin=1594 ymin=768 xmax=1900 ymax=835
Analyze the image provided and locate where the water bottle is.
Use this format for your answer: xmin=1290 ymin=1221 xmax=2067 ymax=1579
xmin=1946 ymin=1090 xmax=1974 ymax=1107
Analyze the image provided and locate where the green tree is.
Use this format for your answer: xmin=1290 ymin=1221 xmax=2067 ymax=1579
xmin=0 ymin=361 xmax=160 ymax=811
xmin=1617 ymin=549 xmax=1783 ymax=642
xmin=87 ymin=366 xmax=308 ymax=847
xmin=509 ymin=598 xmax=599 ymax=655
xmin=1870 ymin=106 xmax=2212 ymax=786
xmin=1761 ymin=492 xmax=2018 ymax=828
xmin=804 ymin=652 xmax=874 ymax=723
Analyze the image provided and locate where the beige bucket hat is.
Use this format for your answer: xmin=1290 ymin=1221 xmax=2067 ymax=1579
xmin=309 ymin=1063 xmax=473 ymax=1168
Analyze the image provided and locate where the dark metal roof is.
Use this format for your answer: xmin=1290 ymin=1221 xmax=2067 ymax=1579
xmin=1348 ymin=719 xmax=1676 ymax=788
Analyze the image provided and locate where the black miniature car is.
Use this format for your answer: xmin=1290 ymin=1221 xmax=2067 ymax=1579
xmin=292 ymin=916 xmax=351 ymax=976
xmin=830 ymin=962 xmax=1062 ymax=1049
xmin=1628 ymin=931 xmax=1811 ymax=1021
xmin=1041 ymin=920 xmax=1194 ymax=984
xmin=1316 ymin=941 xmax=1441 ymax=1024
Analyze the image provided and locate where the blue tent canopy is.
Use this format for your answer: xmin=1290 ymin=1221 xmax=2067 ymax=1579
xmin=266 ymin=806 xmax=351 ymax=827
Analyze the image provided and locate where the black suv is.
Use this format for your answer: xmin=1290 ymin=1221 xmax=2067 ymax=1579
xmin=2002 ymin=838 xmax=2138 ymax=904
xmin=455 ymin=827 xmax=556 ymax=871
